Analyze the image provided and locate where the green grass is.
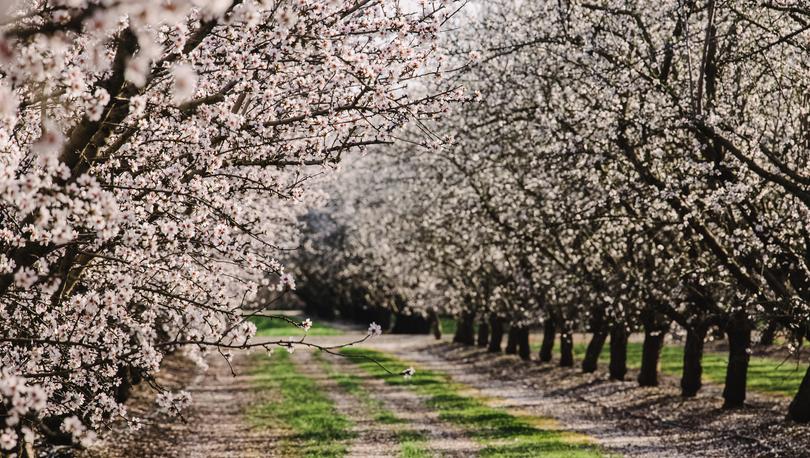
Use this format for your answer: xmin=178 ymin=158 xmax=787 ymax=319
xmin=248 ymin=351 xmax=353 ymax=457
xmin=250 ymin=314 xmax=343 ymax=337
xmin=398 ymin=430 xmax=432 ymax=458
xmin=547 ymin=340 xmax=807 ymax=397
xmin=439 ymin=316 xmax=457 ymax=337
xmin=341 ymin=347 xmax=606 ymax=457
xmin=313 ymin=352 xmax=430 ymax=457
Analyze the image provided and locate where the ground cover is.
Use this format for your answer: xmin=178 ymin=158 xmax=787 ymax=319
xmin=249 ymin=351 xmax=353 ymax=457
xmin=341 ymin=347 xmax=607 ymax=457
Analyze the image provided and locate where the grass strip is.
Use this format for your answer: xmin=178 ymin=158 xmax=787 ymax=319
xmin=313 ymin=352 xmax=431 ymax=457
xmin=248 ymin=350 xmax=353 ymax=457
xmin=555 ymin=341 xmax=806 ymax=397
xmin=251 ymin=314 xmax=343 ymax=337
xmin=341 ymin=347 xmax=606 ymax=457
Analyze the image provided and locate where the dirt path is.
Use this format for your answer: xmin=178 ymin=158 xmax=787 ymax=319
xmin=334 ymin=359 xmax=482 ymax=457
xmin=86 ymin=329 xmax=810 ymax=458
xmin=319 ymin=347 xmax=482 ymax=457
xmin=84 ymin=351 xmax=278 ymax=458
xmin=88 ymin=337 xmax=480 ymax=458
xmin=366 ymin=335 xmax=810 ymax=458
xmin=292 ymin=349 xmax=401 ymax=457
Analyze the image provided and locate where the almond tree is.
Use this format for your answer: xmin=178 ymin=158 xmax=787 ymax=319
xmin=0 ymin=0 xmax=461 ymax=453
xmin=292 ymin=0 xmax=810 ymax=422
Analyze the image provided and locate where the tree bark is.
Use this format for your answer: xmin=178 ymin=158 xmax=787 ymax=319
xmin=452 ymin=311 xmax=475 ymax=345
xmin=559 ymin=329 xmax=574 ymax=367
xmin=477 ymin=321 xmax=490 ymax=347
xmin=505 ymin=325 xmax=518 ymax=355
xmin=20 ymin=441 xmax=35 ymax=458
xmin=609 ymin=325 xmax=628 ymax=381
xmin=681 ymin=324 xmax=707 ymax=397
xmin=428 ymin=308 xmax=442 ymax=340
xmin=722 ymin=315 xmax=751 ymax=409
xmin=488 ymin=314 xmax=504 ymax=353
xmin=517 ymin=326 xmax=531 ymax=360
xmin=582 ymin=326 xmax=608 ymax=373
xmin=538 ymin=316 xmax=556 ymax=362
xmin=788 ymin=364 xmax=810 ymax=423
xmin=638 ymin=327 xmax=666 ymax=386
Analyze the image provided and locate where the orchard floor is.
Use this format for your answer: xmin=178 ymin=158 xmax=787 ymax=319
xmin=84 ymin=326 xmax=810 ymax=458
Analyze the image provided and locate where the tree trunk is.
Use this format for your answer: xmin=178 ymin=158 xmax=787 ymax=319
xmin=452 ymin=311 xmax=475 ymax=345
xmin=477 ymin=321 xmax=490 ymax=347
xmin=788 ymin=365 xmax=810 ymax=423
xmin=609 ymin=325 xmax=628 ymax=381
xmin=431 ymin=321 xmax=442 ymax=340
xmin=427 ymin=308 xmax=441 ymax=340
xmin=517 ymin=326 xmax=531 ymax=360
xmin=582 ymin=327 xmax=608 ymax=373
xmin=638 ymin=327 xmax=666 ymax=386
xmin=505 ymin=325 xmax=518 ymax=354
xmin=722 ymin=315 xmax=751 ymax=409
xmin=559 ymin=330 xmax=574 ymax=367
xmin=303 ymin=291 xmax=336 ymax=320
xmin=681 ymin=325 xmax=706 ymax=397
xmin=488 ymin=314 xmax=504 ymax=353
xmin=369 ymin=306 xmax=393 ymax=331
xmin=538 ymin=316 xmax=556 ymax=362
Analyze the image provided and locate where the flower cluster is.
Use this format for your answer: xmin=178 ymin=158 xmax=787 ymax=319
xmin=368 ymin=322 xmax=383 ymax=337
xmin=61 ymin=416 xmax=97 ymax=447
xmin=155 ymin=391 xmax=192 ymax=417
xmin=0 ymin=373 xmax=46 ymax=451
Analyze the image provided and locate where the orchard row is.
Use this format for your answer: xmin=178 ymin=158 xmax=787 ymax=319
xmin=291 ymin=0 xmax=810 ymax=425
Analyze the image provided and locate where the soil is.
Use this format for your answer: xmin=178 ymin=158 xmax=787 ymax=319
xmin=369 ymin=335 xmax=810 ymax=458
xmin=84 ymin=330 xmax=810 ymax=458
xmin=82 ymin=351 xmax=278 ymax=458
xmin=295 ymin=347 xmax=480 ymax=457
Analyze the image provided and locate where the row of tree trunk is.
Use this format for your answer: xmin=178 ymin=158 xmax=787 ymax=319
xmin=452 ymin=314 xmax=810 ymax=423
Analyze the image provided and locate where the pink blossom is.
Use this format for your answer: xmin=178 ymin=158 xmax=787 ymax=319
xmin=171 ymin=64 xmax=197 ymax=104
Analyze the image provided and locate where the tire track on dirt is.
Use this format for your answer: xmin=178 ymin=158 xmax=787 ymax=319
xmin=291 ymin=349 xmax=401 ymax=457
xmin=291 ymin=332 xmax=481 ymax=458
xmin=324 ymin=349 xmax=482 ymax=457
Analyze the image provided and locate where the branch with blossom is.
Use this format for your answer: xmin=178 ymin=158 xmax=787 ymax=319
xmin=0 ymin=0 xmax=462 ymax=453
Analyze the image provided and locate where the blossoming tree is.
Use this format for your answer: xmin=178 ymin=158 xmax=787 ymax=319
xmin=292 ymin=0 xmax=810 ymax=424
xmin=0 ymin=0 xmax=461 ymax=453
